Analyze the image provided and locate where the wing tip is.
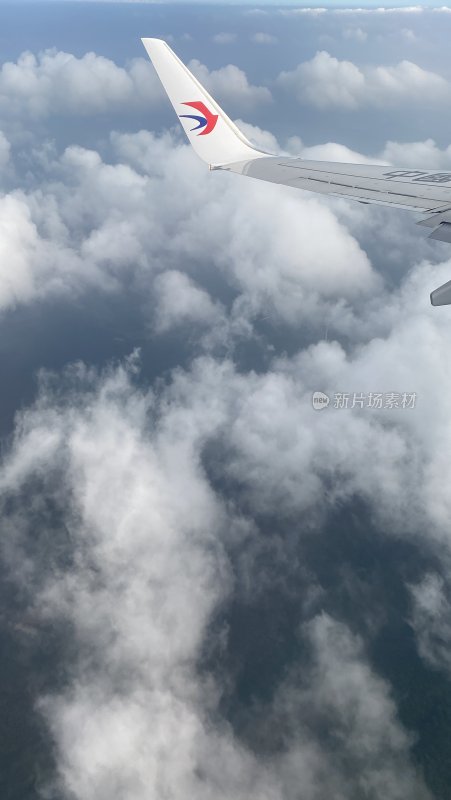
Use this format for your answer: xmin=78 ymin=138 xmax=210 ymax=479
xmin=141 ymin=37 xmax=169 ymax=52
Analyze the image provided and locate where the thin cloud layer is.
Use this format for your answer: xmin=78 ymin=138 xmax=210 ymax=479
xmin=282 ymin=7 xmax=429 ymax=15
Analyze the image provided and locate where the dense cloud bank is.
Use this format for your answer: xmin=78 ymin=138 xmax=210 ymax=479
xmin=0 ymin=358 xmax=434 ymax=800
xmin=1 ymin=26 xmax=451 ymax=800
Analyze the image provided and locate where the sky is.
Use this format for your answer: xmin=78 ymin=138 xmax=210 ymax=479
xmin=2 ymin=0 xmax=451 ymax=6
xmin=4 ymin=0 xmax=451 ymax=7
xmin=2 ymin=3 xmax=451 ymax=800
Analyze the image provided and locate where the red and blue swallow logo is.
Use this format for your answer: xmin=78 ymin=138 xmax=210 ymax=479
xmin=179 ymin=101 xmax=218 ymax=136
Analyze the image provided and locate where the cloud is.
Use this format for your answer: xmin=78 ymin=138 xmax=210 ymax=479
xmin=0 ymin=126 xmax=380 ymax=332
xmin=272 ymin=614 xmax=430 ymax=799
xmin=140 ymin=254 xmax=451 ymax=540
xmin=277 ymin=51 xmax=449 ymax=109
xmin=153 ymin=270 xmax=225 ymax=333
xmin=2 ymin=54 xmax=451 ymax=797
xmin=212 ymin=32 xmax=237 ymax=45
xmin=0 ymin=131 xmax=10 ymax=170
xmin=0 ymin=46 xmax=269 ymax=134
xmin=188 ymin=59 xmax=272 ymax=108
xmin=343 ymin=26 xmax=368 ymax=42
xmin=409 ymin=574 xmax=451 ymax=676
xmin=381 ymin=138 xmax=451 ymax=169
xmin=243 ymin=124 xmax=451 ymax=173
xmin=250 ymin=32 xmax=278 ymax=44
xmin=0 ymin=357 xmax=432 ymax=800
xmin=401 ymin=27 xmax=418 ymax=42
xmin=281 ymin=7 xmax=426 ymax=15
xmin=235 ymin=120 xmax=381 ymax=164
xmin=3 ymin=18 xmax=451 ymax=800
xmin=0 ymin=50 xmax=162 ymax=119
xmin=1 ymin=102 xmax=448 ymax=344
xmin=0 ymin=193 xmax=90 ymax=312
xmin=1 ymin=359 xmax=244 ymax=800
xmin=0 ymin=195 xmax=45 ymax=309
xmin=289 ymin=137 xmax=380 ymax=164
xmin=335 ymin=6 xmax=424 ymax=13
xmin=280 ymin=8 xmax=328 ymax=16
xmin=233 ymin=119 xmax=280 ymax=153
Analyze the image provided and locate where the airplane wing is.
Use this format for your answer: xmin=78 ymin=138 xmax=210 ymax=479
xmin=141 ymin=37 xmax=451 ymax=305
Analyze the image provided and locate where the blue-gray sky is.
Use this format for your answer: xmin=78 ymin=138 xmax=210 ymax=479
xmin=1 ymin=4 xmax=451 ymax=800
xmin=2 ymin=0 xmax=451 ymax=6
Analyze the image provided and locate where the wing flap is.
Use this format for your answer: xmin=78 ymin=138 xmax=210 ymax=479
xmin=221 ymin=156 xmax=451 ymax=213
xmin=428 ymin=222 xmax=451 ymax=243
xmin=431 ymin=279 xmax=451 ymax=305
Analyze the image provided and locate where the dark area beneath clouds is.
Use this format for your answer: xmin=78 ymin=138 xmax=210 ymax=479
xmin=202 ymin=498 xmax=451 ymax=797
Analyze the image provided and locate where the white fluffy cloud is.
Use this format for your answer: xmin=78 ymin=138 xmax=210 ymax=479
xmin=0 ymin=50 xmax=163 ymax=118
xmin=0 ymin=127 xmax=379 ymax=331
xmin=381 ymin=138 xmax=451 ymax=169
xmin=233 ymin=120 xmax=383 ymax=166
xmin=238 ymin=121 xmax=451 ymax=175
xmin=0 ymin=192 xmax=95 ymax=311
xmin=0 ymin=48 xmax=270 ymax=123
xmin=189 ymin=58 xmax=272 ymax=108
xmin=2 ymin=105 xmax=450 ymax=342
xmin=0 ymin=195 xmax=46 ymax=309
xmin=277 ymin=51 xmax=450 ymax=109
xmin=153 ymin=270 xmax=225 ymax=333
